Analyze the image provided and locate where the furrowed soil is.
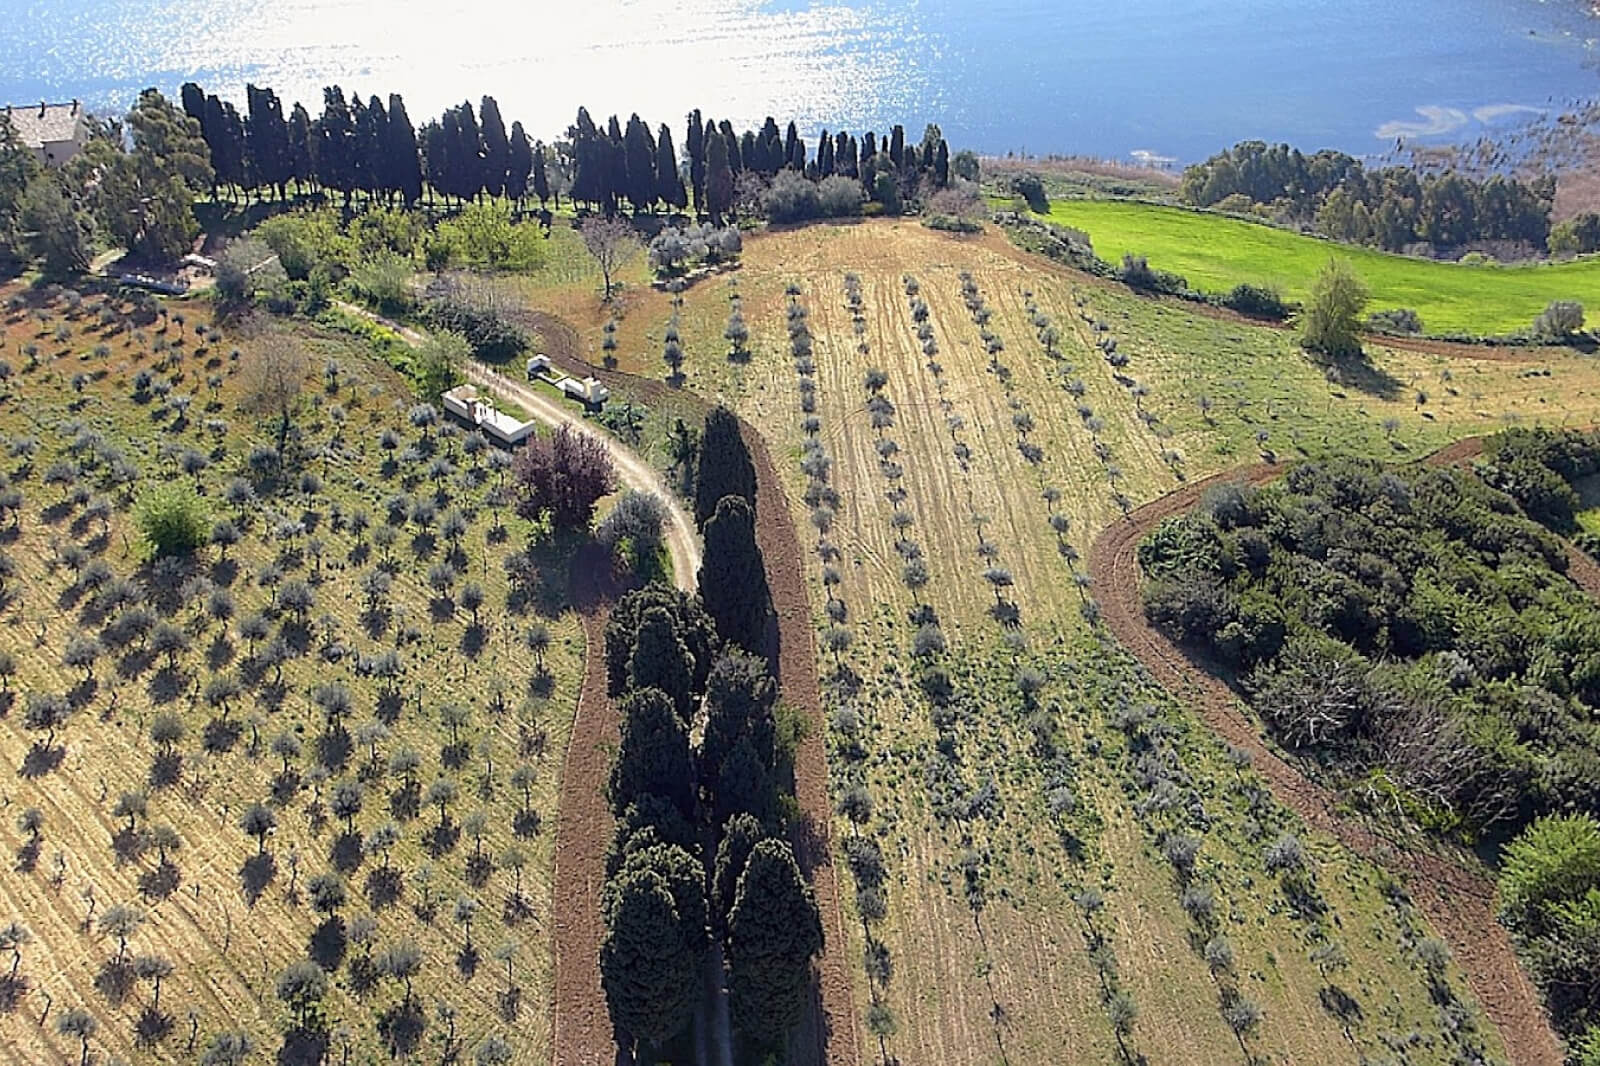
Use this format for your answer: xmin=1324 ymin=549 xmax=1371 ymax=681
xmin=510 ymin=216 xmax=1600 ymax=1066
xmin=0 ymin=294 xmax=582 ymax=1065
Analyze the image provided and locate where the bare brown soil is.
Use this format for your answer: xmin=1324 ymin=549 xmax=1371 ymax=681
xmin=741 ymin=416 xmax=862 ymax=1066
xmin=552 ymin=545 xmax=625 ymax=1066
xmin=542 ymin=324 xmax=860 ymax=1066
xmin=1089 ymin=438 xmax=1578 ymax=1066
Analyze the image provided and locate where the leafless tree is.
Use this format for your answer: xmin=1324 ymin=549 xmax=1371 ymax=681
xmin=581 ymin=218 xmax=640 ymax=302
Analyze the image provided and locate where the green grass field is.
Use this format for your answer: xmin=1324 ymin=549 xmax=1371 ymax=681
xmin=1037 ymin=198 xmax=1600 ymax=335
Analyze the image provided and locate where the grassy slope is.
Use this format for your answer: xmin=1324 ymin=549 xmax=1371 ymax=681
xmin=0 ymin=295 xmax=579 ymax=1064
xmin=558 ymin=218 xmax=1600 ymax=1066
xmin=1037 ymin=198 xmax=1600 ymax=335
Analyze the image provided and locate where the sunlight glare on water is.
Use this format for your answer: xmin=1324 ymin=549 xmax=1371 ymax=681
xmin=1 ymin=0 xmax=1594 ymax=160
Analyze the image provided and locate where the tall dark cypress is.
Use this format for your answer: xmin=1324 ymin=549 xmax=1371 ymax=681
xmin=889 ymin=124 xmax=905 ymax=169
xmin=862 ymin=131 xmax=877 ymax=162
xmin=386 ymin=93 xmax=423 ymax=206
xmin=697 ymin=495 xmax=770 ymax=654
xmin=317 ymin=86 xmax=358 ymax=206
xmin=817 ymin=129 xmax=833 ymax=177
xmin=789 ymin=135 xmax=805 ymax=173
xmin=201 ymin=95 xmax=232 ymax=197
xmin=479 ymin=95 xmax=509 ymax=199
xmin=180 ymin=83 xmax=206 ymax=129
xmin=718 ymin=120 xmax=742 ymax=173
xmin=422 ymin=119 xmax=448 ymax=205
xmin=606 ymin=114 xmax=627 ymax=216
xmin=455 ymin=101 xmax=483 ymax=201
xmin=706 ymin=125 xmax=733 ymax=226
xmin=246 ymin=84 xmax=291 ymax=199
xmin=837 ymin=132 xmax=856 ymax=178
xmin=569 ymin=108 xmax=603 ymax=208
xmin=656 ymin=123 xmax=686 ymax=211
xmin=623 ymin=113 xmax=657 ymax=214
xmin=783 ymin=121 xmax=800 ymax=170
xmin=288 ymin=102 xmax=314 ymax=193
xmin=740 ymin=131 xmax=759 ymax=176
xmin=506 ymin=121 xmax=533 ymax=205
xmin=532 ymin=142 xmax=550 ymax=207
xmin=686 ymin=109 xmax=706 ymax=214
xmin=759 ymin=117 xmax=782 ymax=175
xmin=354 ymin=95 xmax=388 ymax=197
xmin=934 ymin=139 xmax=950 ymax=188
xmin=694 ymin=405 xmax=757 ymax=528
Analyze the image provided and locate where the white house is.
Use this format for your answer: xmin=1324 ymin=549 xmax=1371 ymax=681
xmin=4 ymin=100 xmax=89 ymax=167
xmin=442 ymin=384 xmax=537 ymax=446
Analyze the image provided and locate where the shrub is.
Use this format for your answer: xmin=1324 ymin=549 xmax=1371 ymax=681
xmin=1221 ymin=283 xmax=1288 ymax=320
xmin=1500 ymin=814 xmax=1600 ymax=930
xmin=1119 ymin=253 xmax=1188 ymax=296
xmin=762 ymin=171 xmax=823 ymax=224
xmin=422 ymin=275 xmax=528 ymax=363
xmin=1299 ymin=259 xmax=1369 ymax=359
xmin=215 ymin=237 xmax=286 ymax=305
xmin=1366 ymin=307 xmax=1423 ymax=335
xmin=1534 ymin=300 xmax=1585 ymax=338
xmin=817 ymin=176 xmax=867 ymax=218
xmin=135 ymin=482 xmax=209 ymax=557
xmin=350 ymin=250 xmax=414 ymax=314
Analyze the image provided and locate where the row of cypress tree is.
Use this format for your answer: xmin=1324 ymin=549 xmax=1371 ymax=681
xmin=597 ymin=407 xmax=821 ymax=1056
xmin=178 ymin=80 xmax=953 ymax=224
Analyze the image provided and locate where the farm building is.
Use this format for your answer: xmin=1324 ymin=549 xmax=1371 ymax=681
xmin=3 ymin=100 xmax=89 ymax=166
xmin=442 ymin=384 xmax=537 ymax=446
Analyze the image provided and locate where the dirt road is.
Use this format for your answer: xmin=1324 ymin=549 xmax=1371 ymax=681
xmin=331 ymin=301 xmax=701 ymax=592
xmin=1089 ymin=438 xmax=1572 ymax=1066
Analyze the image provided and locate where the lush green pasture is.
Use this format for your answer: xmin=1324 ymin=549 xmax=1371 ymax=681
xmin=1039 ymin=198 xmax=1600 ymax=335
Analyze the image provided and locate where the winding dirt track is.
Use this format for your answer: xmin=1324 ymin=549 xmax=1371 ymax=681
xmin=1089 ymin=437 xmax=1584 ymax=1066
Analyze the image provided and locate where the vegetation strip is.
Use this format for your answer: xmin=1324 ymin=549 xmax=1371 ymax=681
xmin=1090 ymin=440 xmax=1567 ymax=1066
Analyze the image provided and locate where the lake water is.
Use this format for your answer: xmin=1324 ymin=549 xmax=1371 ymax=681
xmin=1 ymin=0 xmax=1596 ymax=164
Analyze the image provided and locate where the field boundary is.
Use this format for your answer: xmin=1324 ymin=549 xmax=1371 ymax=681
xmin=1089 ymin=437 xmax=1572 ymax=1066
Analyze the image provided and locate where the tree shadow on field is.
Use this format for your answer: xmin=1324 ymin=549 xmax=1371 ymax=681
xmin=95 ymin=957 xmax=135 ymax=1004
xmin=278 ymin=1026 xmax=329 ymax=1066
xmin=329 ymin=831 xmax=364 ymax=874
xmin=135 ymin=1005 xmax=174 ymax=1048
xmin=0 ymin=973 xmax=29 ymax=1012
xmin=20 ymin=742 xmax=65 ymax=778
xmin=1323 ymin=352 xmax=1402 ymax=400
xmin=364 ymin=866 xmax=404 ymax=909
xmin=309 ymin=916 xmax=347 ymax=970
xmin=378 ymin=1000 xmax=426 ymax=1059
xmin=240 ymin=852 xmax=277 ymax=906
xmin=138 ymin=859 xmax=182 ymax=900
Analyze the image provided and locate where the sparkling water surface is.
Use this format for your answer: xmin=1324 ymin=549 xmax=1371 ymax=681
xmin=0 ymin=0 xmax=1595 ymax=161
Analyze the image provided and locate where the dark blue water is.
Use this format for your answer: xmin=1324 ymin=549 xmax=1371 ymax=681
xmin=0 ymin=0 xmax=1595 ymax=162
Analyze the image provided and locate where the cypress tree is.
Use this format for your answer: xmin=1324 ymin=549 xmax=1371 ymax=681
xmin=316 ymin=86 xmax=358 ymax=206
xmin=603 ymin=585 xmax=718 ymax=699
xmin=759 ymin=117 xmax=783 ymax=175
xmin=740 ymin=131 xmax=759 ymax=177
xmin=783 ymin=121 xmax=800 ymax=170
xmin=718 ymin=120 xmax=742 ymax=173
xmin=622 ymin=114 xmax=657 ymax=214
xmin=706 ymin=127 xmax=733 ymax=227
xmin=245 ymin=84 xmax=290 ymax=199
xmin=700 ymin=649 xmax=777 ymax=785
xmin=454 ymin=101 xmax=483 ymax=201
xmin=479 ymin=95 xmax=509 ymax=198
xmin=386 ymin=93 xmax=423 ymax=205
xmin=609 ymin=688 xmax=693 ymax=820
xmin=698 ymin=495 xmax=769 ymax=653
xmin=201 ymin=95 xmax=233 ymax=198
xmin=789 ymin=135 xmax=806 ymax=173
xmin=686 ymin=109 xmax=706 ymax=214
xmin=506 ymin=121 xmax=533 ymax=205
xmin=606 ymin=844 xmax=708 ymax=954
xmin=422 ymin=119 xmax=448 ymax=205
xmin=838 ymin=132 xmax=856 ymax=179
xmin=889 ymin=124 xmax=905 ymax=169
xmin=694 ymin=405 xmax=757 ymax=528
xmin=712 ymin=813 xmax=769 ymax=931
xmin=569 ymin=107 xmax=604 ymax=208
xmin=606 ymin=114 xmax=627 ymax=217
xmin=628 ymin=608 xmax=696 ymax=721
xmin=287 ymin=103 xmax=314 ymax=194
xmin=531 ymin=141 xmax=550 ymax=207
xmin=354 ymin=95 xmax=388 ymax=197
xmin=935 ymin=139 xmax=950 ymax=188
xmin=817 ymin=129 xmax=834 ymax=177
xmin=600 ymin=865 xmax=701 ymax=1049
xmin=656 ymin=123 xmax=686 ymax=211
xmin=726 ymin=839 xmax=823 ymax=1047
xmin=180 ymin=83 xmax=206 ymax=129
xmin=714 ymin=733 xmax=777 ymax=829
xmin=862 ymin=131 xmax=877 ymax=163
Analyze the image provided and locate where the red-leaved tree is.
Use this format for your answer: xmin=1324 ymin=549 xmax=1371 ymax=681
xmin=511 ymin=425 xmax=616 ymax=530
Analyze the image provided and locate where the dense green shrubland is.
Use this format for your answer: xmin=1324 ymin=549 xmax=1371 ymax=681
xmin=1140 ymin=456 xmax=1600 ymax=840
